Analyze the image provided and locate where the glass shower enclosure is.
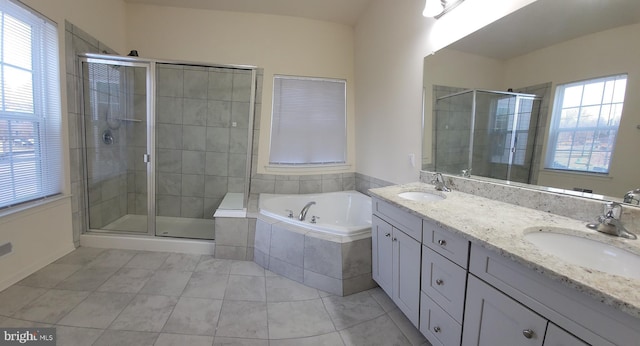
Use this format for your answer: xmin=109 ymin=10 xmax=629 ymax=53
xmin=434 ymin=89 xmax=542 ymax=183
xmin=79 ymin=54 xmax=256 ymax=240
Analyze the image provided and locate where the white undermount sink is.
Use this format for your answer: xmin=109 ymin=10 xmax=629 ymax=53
xmin=524 ymin=229 xmax=640 ymax=279
xmin=398 ymin=191 xmax=446 ymax=202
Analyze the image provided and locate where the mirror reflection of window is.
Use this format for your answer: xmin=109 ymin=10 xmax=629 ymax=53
xmin=545 ymin=74 xmax=628 ymax=174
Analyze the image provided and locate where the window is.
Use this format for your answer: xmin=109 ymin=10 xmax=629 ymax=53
xmin=545 ymin=75 xmax=627 ymax=173
xmin=0 ymin=0 xmax=61 ymax=209
xmin=490 ymin=96 xmax=533 ymax=166
xmin=269 ymin=75 xmax=346 ymax=165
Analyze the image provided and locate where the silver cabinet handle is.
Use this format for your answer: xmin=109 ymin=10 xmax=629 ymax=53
xmin=522 ymin=329 xmax=534 ymax=339
xmin=385 ymin=233 xmax=391 ymax=237
xmin=438 ymin=239 xmax=447 ymax=246
xmin=435 ymin=279 xmax=444 ymax=285
xmin=392 ymin=237 xmax=397 ymax=241
xmin=433 ymin=326 xmax=441 ymax=333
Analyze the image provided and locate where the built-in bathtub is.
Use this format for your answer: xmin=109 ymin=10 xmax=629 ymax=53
xmin=254 ymin=191 xmax=376 ymax=296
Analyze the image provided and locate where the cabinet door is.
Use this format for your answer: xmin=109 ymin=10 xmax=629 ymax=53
xmin=393 ymin=227 xmax=421 ymax=327
xmin=463 ymin=275 xmax=547 ymax=346
xmin=544 ymin=323 xmax=589 ymax=346
xmin=372 ymin=215 xmax=393 ymax=296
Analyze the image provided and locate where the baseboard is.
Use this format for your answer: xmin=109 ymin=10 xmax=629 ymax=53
xmin=0 ymin=243 xmax=76 ymax=292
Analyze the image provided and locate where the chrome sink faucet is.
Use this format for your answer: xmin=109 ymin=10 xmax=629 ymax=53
xmin=299 ymin=201 xmax=316 ymax=221
xmin=431 ymin=172 xmax=451 ymax=192
xmin=623 ymin=188 xmax=640 ymax=205
xmin=587 ymin=202 xmax=637 ymax=240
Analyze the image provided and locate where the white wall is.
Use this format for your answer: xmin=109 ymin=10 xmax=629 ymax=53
xmin=503 ymin=23 xmax=640 ymax=196
xmin=125 ymin=4 xmax=356 ymax=175
xmin=0 ymin=0 xmax=128 ymax=290
xmin=354 ymin=0 xmax=536 ymax=184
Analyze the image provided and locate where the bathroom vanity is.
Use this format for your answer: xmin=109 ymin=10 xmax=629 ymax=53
xmin=370 ymin=183 xmax=640 ymax=346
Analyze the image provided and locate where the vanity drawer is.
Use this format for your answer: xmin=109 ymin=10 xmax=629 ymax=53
xmin=423 ymin=220 xmax=469 ymax=268
xmin=373 ymin=198 xmax=422 ymax=242
xmin=420 ymin=292 xmax=462 ymax=346
xmin=421 ymin=245 xmax=467 ymax=323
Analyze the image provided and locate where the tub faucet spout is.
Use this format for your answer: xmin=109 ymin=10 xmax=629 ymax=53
xmin=299 ymin=201 xmax=316 ymax=221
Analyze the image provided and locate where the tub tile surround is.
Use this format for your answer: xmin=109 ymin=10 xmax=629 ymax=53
xmin=371 ymin=180 xmax=640 ymax=319
xmin=254 ymin=215 xmax=376 ymax=296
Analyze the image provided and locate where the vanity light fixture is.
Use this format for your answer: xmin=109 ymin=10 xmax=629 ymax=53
xmin=423 ymin=0 xmax=466 ymax=19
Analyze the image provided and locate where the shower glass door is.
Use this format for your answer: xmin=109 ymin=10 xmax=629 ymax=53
xmin=81 ymin=58 xmax=152 ymax=234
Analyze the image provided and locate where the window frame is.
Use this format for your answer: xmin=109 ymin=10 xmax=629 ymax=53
xmin=268 ymin=74 xmax=347 ymax=168
xmin=544 ymin=74 xmax=627 ymax=175
xmin=0 ymin=0 xmax=62 ymax=211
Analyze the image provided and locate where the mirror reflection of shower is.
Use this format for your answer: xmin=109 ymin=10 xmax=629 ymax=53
xmin=434 ymin=88 xmax=543 ymax=183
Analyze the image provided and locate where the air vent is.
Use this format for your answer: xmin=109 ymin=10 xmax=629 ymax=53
xmin=0 ymin=242 xmax=13 ymax=258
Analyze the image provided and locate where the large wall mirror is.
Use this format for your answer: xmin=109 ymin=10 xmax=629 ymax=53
xmin=422 ymin=0 xmax=640 ymax=205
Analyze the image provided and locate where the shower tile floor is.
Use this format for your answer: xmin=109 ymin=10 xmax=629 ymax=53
xmin=0 ymin=247 xmax=428 ymax=346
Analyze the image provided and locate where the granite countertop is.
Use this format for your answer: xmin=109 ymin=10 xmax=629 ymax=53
xmin=369 ymin=182 xmax=640 ymax=319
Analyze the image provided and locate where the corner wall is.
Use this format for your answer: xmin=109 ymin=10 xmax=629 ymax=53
xmin=0 ymin=0 xmax=128 ymax=290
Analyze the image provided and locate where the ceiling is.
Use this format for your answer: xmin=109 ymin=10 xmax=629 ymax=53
xmin=448 ymin=0 xmax=640 ymax=60
xmin=124 ymin=0 xmax=373 ymax=26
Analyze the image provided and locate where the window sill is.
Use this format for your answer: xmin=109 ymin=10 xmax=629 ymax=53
xmin=0 ymin=195 xmax=71 ymax=224
xmin=264 ymin=163 xmax=352 ymax=174
xmin=542 ymin=168 xmax=613 ymax=180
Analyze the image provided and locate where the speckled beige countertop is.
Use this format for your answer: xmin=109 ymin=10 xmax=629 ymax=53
xmin=369 ymin=182 xmax=640 ymax=320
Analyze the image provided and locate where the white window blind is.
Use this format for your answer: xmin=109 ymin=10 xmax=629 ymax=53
xmin=269 ymin=75 xmax=346 ymax=165
xmin=545 ymin=74 xmax=627 ymax=174
xmin=0 ymin=0 xmax=61 ymax=209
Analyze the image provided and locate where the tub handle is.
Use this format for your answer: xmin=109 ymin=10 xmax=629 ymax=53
xmin=311 ymin=215 xmax=320 ymax=224
xmin=285 ymin=209 xmax=294 ymax=218
xmin=385 ymin=233 xmax=391 ymax=237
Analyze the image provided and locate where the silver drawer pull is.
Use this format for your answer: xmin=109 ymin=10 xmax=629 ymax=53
xmin=392 ymin=237 xmax=397 ymax=241
xmin=435 ymin=279 xmax=444 ymax=285
xmin=522 ymin=329 xmax=534 ymax=339
xmin=385 ymin=233 xmax=391 ymax=237
xmin=437 ymin=239 xmax=447 ymax=246
xmin=433 ymin=326 xmax=441 ymax=333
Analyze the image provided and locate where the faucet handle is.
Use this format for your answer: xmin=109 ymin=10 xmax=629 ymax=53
xmin=285 ymin=209 xmax=293 ymax=218
xmin=603 ymin=202 xmax=621 ymax=219
xmin=311 ymin=215 xmax=319 ymax=224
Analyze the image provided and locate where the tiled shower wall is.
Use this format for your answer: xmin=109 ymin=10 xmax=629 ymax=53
xmin=84 ymin=64 xmax=136 ymax=228
xmin=425 ymin=85 xmax=468 ymax=174
xmin=154 ymin=64 xmax=252 ymax=219
xmin=66 ymin=21 xmax=118 ymax=246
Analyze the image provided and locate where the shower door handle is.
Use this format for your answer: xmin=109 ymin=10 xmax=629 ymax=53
xmin=143 ymin=154 xmax=151 ymax=163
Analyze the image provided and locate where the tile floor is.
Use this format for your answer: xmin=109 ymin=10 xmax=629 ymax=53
xmin=0 ymin=247 xmax=428 ymax=346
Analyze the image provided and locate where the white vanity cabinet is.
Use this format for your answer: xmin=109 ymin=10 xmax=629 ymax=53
xmin=468 ymin=244 xmax=639 ymax=346
xmin=371 ymin=198 xmax=422 ymax=327
xmin=419 ymin=220 xmax=469 ymax=345
xmin=371 ymin=194 xmax=638 ymax=346
xmin=544 ymin=323 xmax=589 ymax=346
xmin=463 ymin=274 xmax=547 ymax=346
